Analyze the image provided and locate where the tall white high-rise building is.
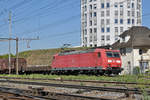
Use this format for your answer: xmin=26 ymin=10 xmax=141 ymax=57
xmin=81 ymin=0 xmax=142 ymax=47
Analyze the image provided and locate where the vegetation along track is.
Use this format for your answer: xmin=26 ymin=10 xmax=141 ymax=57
xmin=0 ymin=79 xmax=149 ymax=95
xmin=0 ymin=86 xmax=113 ymax=100
xmin=0 ymin=76 xmax=149 ymax=86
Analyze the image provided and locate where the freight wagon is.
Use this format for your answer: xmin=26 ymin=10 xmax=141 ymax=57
xmin=51 ymin=49 xmax=123 ymax=75
xmin=0 ymin=58 xmax=26 ymax=74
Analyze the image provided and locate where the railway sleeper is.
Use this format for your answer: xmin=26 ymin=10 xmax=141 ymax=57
xmin=28 ymin=86 xmax=49 ymax=97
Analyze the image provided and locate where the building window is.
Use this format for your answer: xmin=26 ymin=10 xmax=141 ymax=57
xmin=89 ymin=0 xmax=92 ymax=2
xmin=90 ymin=20 xmax=92 ymax=26
xmin=115 ymin=35 xmax=119 ymax=41
xmin=120 ymin=48 xmax=126 ymax=55
xmin=106 ymin=27 xmax=110 ymax=32
xmin=94 ymin=4 xmax=97 ymax=9
xmin=132 ymin=3 xmax=134 ymax=8
xmin=127 ymin=2 xmax=130 ymax=8
xmin=114 ymin=3 xmax=118 ymax=8
xmin=94 ymin=28 xmax=97 ymax=33
xmin=101 ymin=27 xmax=105 ymax=33
xmin=120 ymin=19 xmax=123 ymax=24
xmin=106 ymin=3 xmax=110 ymax=8
xmin=101 ymin=19 xmax=104 ymax=25
xmin=115 ymin=27 xmax=118 ymax=33
xmin=101 ymin=11 xmax=104 ymax=17
xmin=115 ymin=10 xmax=118 ymax=16
xmin=137 ymin=11 xmax=140 ymax=17
xmin=101 ymin=35 xmax=105 ymax=40
xmin=127 ymin=19 xmax=131 ymax=24
xmin=132 ymin=11 xmax=135 ymax=17
xmin=94 ymin=19 xmax=97 ymax=25
xmin=137 ymin=19 xmax=141 ymax=24
xmin=84 ymin=6 xmax=87 ymax=11
xmin=106 ymin=35 xmax=110 ymax=41
xmin=128 ymin=11 xmax=130 ymax=16
xmin=94 ymin=36 xmax=97 ymax=41
xmin=94 ymin=12 xmax=97 ymax=17
xmin=90 ymin=36 xmax=92 ymax=42
xmin=85 ymin=14 xmax=87 ymax=21
xmin=106 ymin=10 xmax=110 ymax=16
xmin=120 ymin=10 xmax=123 ymax=16
xmin=137 ymin=4 xmax=141 ymax=10
xmin=120 ymin=4 xmax=123 ymax=7
xmin=132 ymin=19 xmax=135 ymax=24
xmin=85 ymin=29 xmax=87 ymax=35
xmin=115 ymin=19 xmax=118 ymax=24
xmin=90 ymin=12 xmax=92 ymax=18
xmin=84 ymin=22 xmax=87 ymax=27
xmin=120 ymin=27 xmax=124 ymax=33
xmin=89 ymin=5 xmax=92 ymax=10
xmin=85 ymin=37 xmax=87 ymax=43
xmin=106 ymin=19 xmax=110 ymax=25
xmin=101 ymin=3 xmax=104 ymax=8
xmin=90 ymin=28 xmax=92 ymax=33
xmin=139 ymin=62 xmax=149 ymax=71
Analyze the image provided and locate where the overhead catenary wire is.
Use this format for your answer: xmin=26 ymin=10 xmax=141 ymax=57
xmin=12 ymin=0 xmax=78 ymax=23
xmin=0 ymin=0 xmax=147 ymax=52
xmin=0 ymin=0 xmax=32 ymax=17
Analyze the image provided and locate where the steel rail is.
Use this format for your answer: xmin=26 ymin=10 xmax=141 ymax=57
xmin=0 ymin=79 xmax=149 ymax=95
xmin=0 ymin=76 xmax=149 ymax=85
xmin=0 ymin=86 xmax=113 ymax=100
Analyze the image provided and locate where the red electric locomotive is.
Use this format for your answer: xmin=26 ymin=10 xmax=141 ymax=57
xmin=51 ymin=49 xmax=123 ymax=75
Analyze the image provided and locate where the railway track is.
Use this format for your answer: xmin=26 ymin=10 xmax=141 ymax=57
xmin=0 ymin=86 xmax=113 ymax=100
xmin=0 ymin=79 xmax=149 ymax=95
xmin=0 ymin=76 xmax=149 ymax=85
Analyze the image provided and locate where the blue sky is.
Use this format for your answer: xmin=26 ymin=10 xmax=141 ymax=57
xmin=0 ymin=0 xmax=149 ymax=54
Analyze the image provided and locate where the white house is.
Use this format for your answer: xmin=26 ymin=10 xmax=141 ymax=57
xmin=112 ymin=26 xmax=150 ymax=74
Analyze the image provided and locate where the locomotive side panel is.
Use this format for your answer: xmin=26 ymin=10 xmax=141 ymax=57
xmin=79 ymin=52 xmax=98 ymax=68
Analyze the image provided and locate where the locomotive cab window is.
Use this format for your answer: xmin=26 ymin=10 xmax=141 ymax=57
xmin=113 ymin=52 xmax=120 ymax=58
xmin=98 ymin=52 xmax=101 ymax=58
xmin=106 ymin=51 xmax=120 ymax=58
xmin=106 ymin=52 xmax=113 ymax=57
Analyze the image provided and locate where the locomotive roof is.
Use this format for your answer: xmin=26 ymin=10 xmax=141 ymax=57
xmin=58 ymin=49 xmax=118 ymax=56
xmin=58 ymin=49 xmax=95 ymax=56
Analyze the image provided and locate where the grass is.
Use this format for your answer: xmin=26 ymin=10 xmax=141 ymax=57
xmin=0 ymin=74 xmax=149 ymax=84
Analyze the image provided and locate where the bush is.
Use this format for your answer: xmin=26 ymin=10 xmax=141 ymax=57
xmin=0 ymin=54 xmax=15 ymax=58
xmin=133 ymin=67 xmax=140 ymax=75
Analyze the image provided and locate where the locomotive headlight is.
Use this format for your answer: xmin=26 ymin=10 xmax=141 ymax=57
xmin=116 ymin=60 xmax=121 ymax=63
xmin=108 ymin=60 xmax=112 ymax=63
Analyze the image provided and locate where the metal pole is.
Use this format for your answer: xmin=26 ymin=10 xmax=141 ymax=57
xmin=16 ymin=37 xmax=19 ymax=75
xmin=8 ymin=11 xmax=12 ymax=74
xmin=131 ymin=29 xmax=135 ymax=75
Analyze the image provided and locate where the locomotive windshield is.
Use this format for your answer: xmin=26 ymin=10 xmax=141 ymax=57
xmin=106 ymin=52 xmax=120 ymax=58
xmin=106 ymin=52 xmax=113 ymax=57
xmin=113 ymin=52 xmax=120 ymax=58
